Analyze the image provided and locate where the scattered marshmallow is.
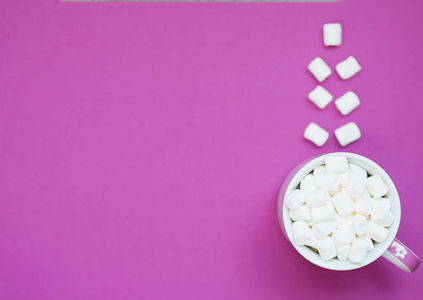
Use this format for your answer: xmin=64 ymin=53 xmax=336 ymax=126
xmin=317 ymin=237 xmax=337 ymax=261
xmin=336 ymin=244 xmax=351 ymax=261
xmin=332 ymin=227 xmax=355 ymax=247
xmin=315 ymin=173 xmax=340 ymax=194
xmin=324 ymin=155 xmax=348 ymax=174
xmin=313 ymin=165 xmax=326 ymax=177
xmin=308 ymin=86 xmax=333 ymax=109
xmin=336 ymin=56 xmax=362 ymax=80
xmin=349 ymin=238 xmax=369 ymax=264
xmin=365 ymin=221 xmax=389 ymax=243
xmin=349 ymin=163 xmax=368 ymax=179
xmin=293 ymin=221 xmax=311 ymax=246
xmin=300 ymin=174 xmax=316 ymax=192
xmin=335 ymin=91 xmax=360 ymax=115
xmin=304 ymin=122 xmax=329 ymax=147
xmin=346 ymin=174 xmax=367 ymax=198
xmin=332 ymin=190 xmax=355 ymax=216
xmin=371 ymin=206 xmax=394 ymax=227
xmin=335 ymin=122 xmax=361 ymax=146
xmin=308 ymin=57 xmax=332 ymax=82
xmin=335 ymin=214 xmax=353 ymax=229
xmin=312 ymin=203 xmax=336 ymax=223
xmin=352 ymin=214 xmax=368 ymax=236
xmin=285 ymin=189 xmax=305 ymax=211
xmin=289 ymin=204 xmax=312 ymax=222
xmin=367 ymin=174 xmax=389 ymax=199
xmin=372 ymin=198 xmax=391 ymax=211
xmin=323 ymin=23 xmax=342 ymax=46
xmin=312 ymin=220 xmax=337 ymax=239
xmin=305 ymin=189 xmax=331 ymax=207
xmin=355 ymin=192 xmax=372 ymax=216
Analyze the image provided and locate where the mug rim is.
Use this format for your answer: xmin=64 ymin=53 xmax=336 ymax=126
xmin=278 ymin=152 xmax=401 ymax=271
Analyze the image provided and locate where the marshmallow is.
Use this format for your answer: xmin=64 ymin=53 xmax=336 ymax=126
xmin=349 ymin=163 xmax=368 ymax=179
xmin=357 ymin=235 xmax=374 ymax=251
xmin=336 ymin=244 xmax=351 ymax=261
xmin=352 ymin=214 xmax=368 ymax=236
xmin=334 ymin=122 xmax=361 ymax=146
xmin=313 ymin=165 xmax=326 ymax=177
xmin=371 ymin=206 xmax=394 ymax=227
xmin=323 ymin=23 xmax=342 ymax=46
xmin=285 ymin=189 xmax=305 ymax=211
xmin=304 ymin=123 xmax=329 ymax=147
xmin=300 ymin=174 xmax=316 ymax=192
xmin=315 ymin=173 xmax=340 ymax=194
xmin=289 ymin=204 xmax=312 ymax=222
xmin=308 ymin=86 xmax=333 ymax=109
xmin=335 ymin=213 xmax=353 ymax=229
xmin=335 ymin=91 xmax=360 ymax=116
xmin=365 ymin=221 xmax=389 ymax=243
xmin=349 ymin=238 xmax=369 ymax=263
xmin=312 ymin=203 xmax=336 ymax=223
xmin=367 ymin=174 xmax=389 ymax=199
xmin=317 ymin=237 xmax=337 ymax=261
xmin=305 ymin=228 xmax=318 ymax=249
xmin=324 ymin=155 xmax=348 ymax=174
xmin=372 ymin=198 xmax=391 ymax=211
xmin=308 ymin=57 xmax=332 ymax=82
xmin=305 ymin=189 xmax=331 ymax=207
xmin=332 ymin=227 xmax=356 ymax=247
xmin=336 ymin=56 xmax=362 ymax=80
xmin=293 ymin=221 xmax=311 ymax=246
xmin=346 ymin=174 xmax=367 ymax=198
xmin=355 ymin=192 xmax=372 ymax=216
xmin=332 ymin=190 xmax=355 ymax=216
xmin=312 ymin=220 xmax=337 ymax=239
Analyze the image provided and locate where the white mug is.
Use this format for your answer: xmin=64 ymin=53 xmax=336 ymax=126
xmin=277 ymin=152 xmax=420 ymax=272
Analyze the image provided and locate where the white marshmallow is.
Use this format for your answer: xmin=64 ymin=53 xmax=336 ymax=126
xmin=335 ymin=213 xmax=353 ymax=229
xmin=305 ymin=189 xmax=331 ymax=207
xmin=355 ymin=191 xmax=372 ymax=216
xmin=338 ymin=172 xmax=349 ymax=187
xmin=308 ymin=57 xmax=332 ymax=82
xmin=289 ymin=204 xmax=312 ymax=222
xmin=317 ymin=237 xmax=337 ymax=261
xmin=324 ymin=155 xmax=348 ymax=174
xmin=285 ymin=189 xmax=305 ymax=211
xmin=312 ymin=220 xmax=337 ymax=239
xmin=305 ymin=229 xmax=318 ymax=249
xmin=334 ymin=122 xmax=361 ymax=146
xmin=346 ymin=174 xmax=367 ymax=198
xmin=332 ymin=227 xmax=355 ymax=247
xmin=315 ymin=173 xmax=340 ymax=194
xmin=300 ymin=174 xmax=316 ymax=192
xmin=304 ymin=123 xmax=329 ymax=147
xmin=352 ymin=214 xmax=368 ymax=236
xmin=323 ymin=23 xmax=342 ymax=46
xmin=312 ymin=203 xmax=336 ymax=223
xmin=336 ymin=244 xmax=351 ymax=261
xmin=308 ymin=86 xmax=333 ymax=109
xmin=371 ymin=206 xmax=394 ymax=227
xmin=293 ymin=221 xmax=311 ymax=246
xmin=367 ymin=174 xmax=389 ymax=199
xmin=357 ymin=235 xmax=374 ymax=251
xmin=365 ymin=221 xmax=389 ymax=243
xmin=335 ymin=91 xmax=360 ymax=116
xmin=313 ymin=165 xmax=326 ymax=177
xmin=349 ymin=238 xmax=368 ymax=263
xmin=336 ymin=56 xmax=362 ymax=80
xmin=332 ymin=190 xmax=355 ymax=216
xmin=372 ymin=198 xmax=391 ymax=211
xmin=349 ymin=163 xmax=368 ymax=179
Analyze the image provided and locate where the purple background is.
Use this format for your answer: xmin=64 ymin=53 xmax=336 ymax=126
xmin=0 ymin=0 xmax=422 ymax=299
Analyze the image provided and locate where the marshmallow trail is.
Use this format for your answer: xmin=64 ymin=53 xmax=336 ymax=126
xmin=286 ymin=154 xmax=394 ymax=263
xmin=308 ymin=57 xmax=332 ymax=82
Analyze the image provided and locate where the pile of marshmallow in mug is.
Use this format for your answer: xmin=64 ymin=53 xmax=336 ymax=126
xmin=285 ymin=154 xmax=393 ymax=263
xmin=304 ymin=24 xmax=362 ymax=147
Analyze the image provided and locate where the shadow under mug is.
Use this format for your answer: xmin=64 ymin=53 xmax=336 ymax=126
xmin=277 ymin=152 xmax=420 ymax=273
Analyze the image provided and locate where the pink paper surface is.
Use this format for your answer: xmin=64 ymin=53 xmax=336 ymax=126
xmin=0 ymin=0 xmax=422 ymax=299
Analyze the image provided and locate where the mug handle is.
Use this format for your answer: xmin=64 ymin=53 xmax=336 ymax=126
xmin=382 ymin=238 xmax=420 ymax=273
